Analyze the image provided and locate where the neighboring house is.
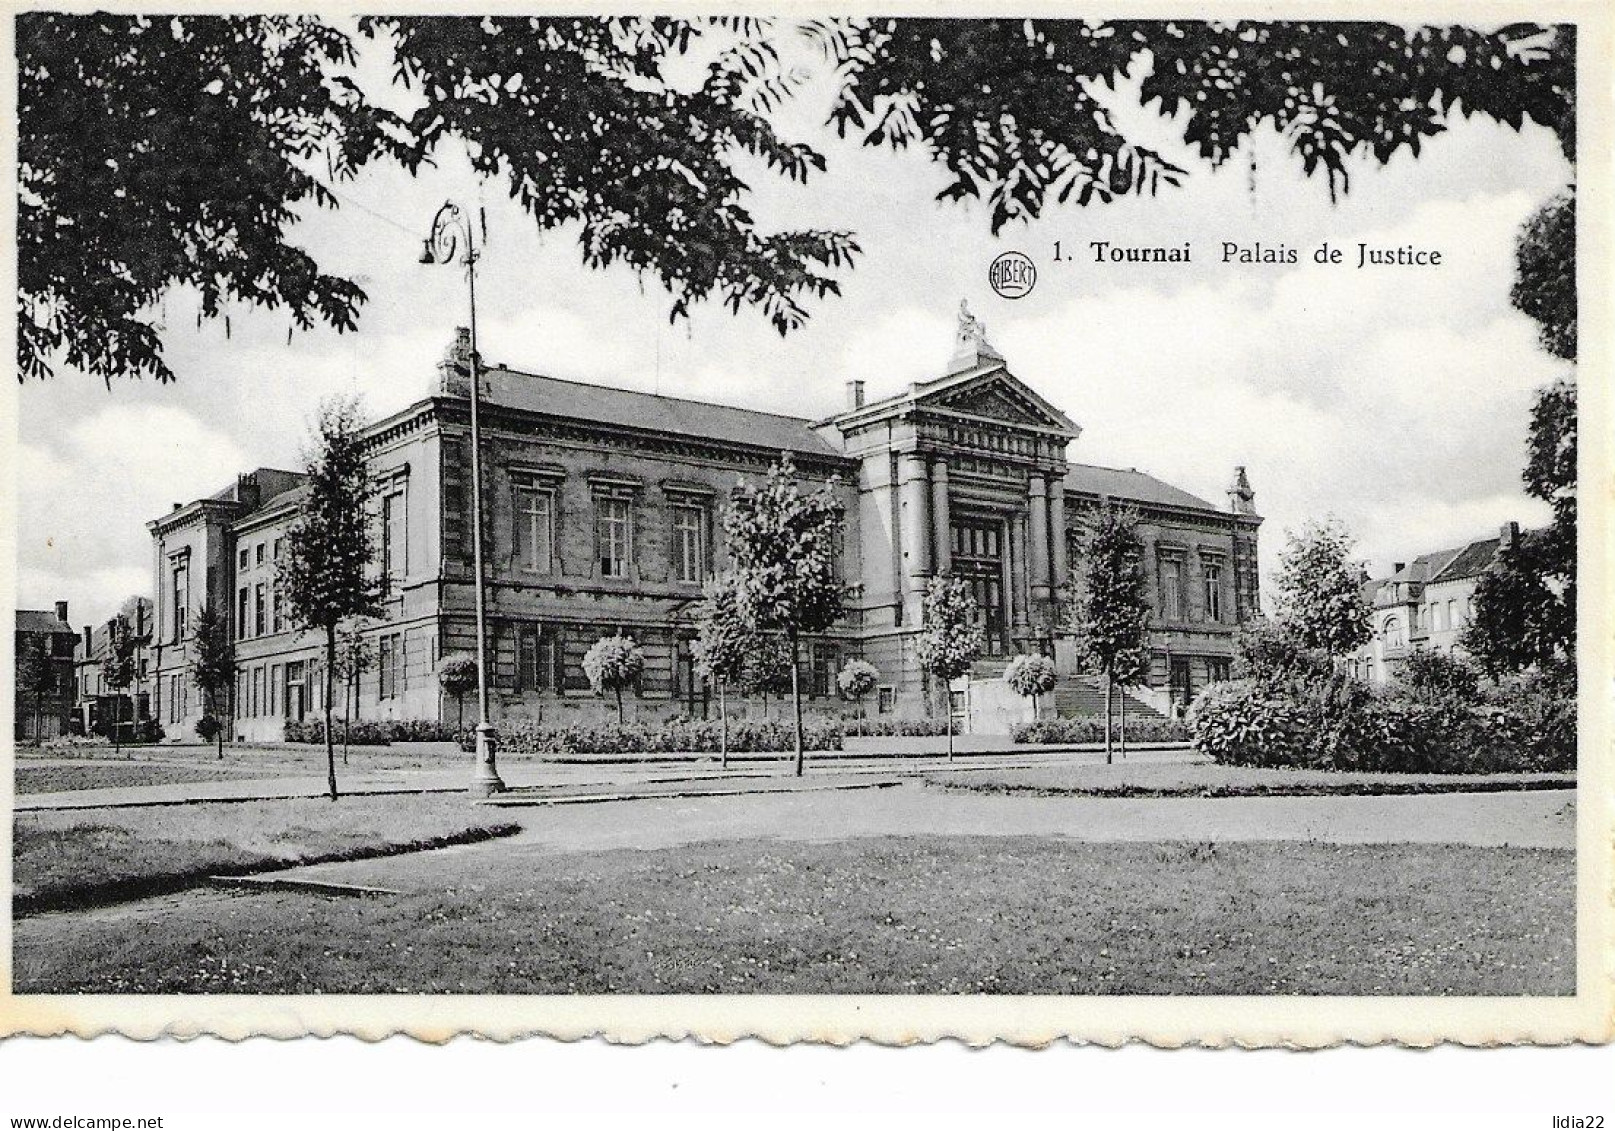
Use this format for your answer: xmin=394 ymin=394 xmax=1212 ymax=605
xmin=148 ymin=310 xmax=1261 ymax=741
xmin=1350 ymin=523 xmax=1523 ymax=684
xmin=73 ymin=598 xmax=156 ymax=739
xmin=14 ymin=601 xmax=77 ymax=741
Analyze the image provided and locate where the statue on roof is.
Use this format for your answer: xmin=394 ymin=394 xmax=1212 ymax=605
xmin=957 ymin=299 xmax=988 ymax=352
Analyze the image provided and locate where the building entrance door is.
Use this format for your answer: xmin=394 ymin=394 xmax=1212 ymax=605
xmin=950 ymin=517 xmax=1009 ymax=656
xmin=1169 ymin=657 xmax=1192 ymax=712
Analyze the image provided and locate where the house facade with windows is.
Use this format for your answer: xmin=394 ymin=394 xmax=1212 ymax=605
xmin=72 ymin=598 xmax=156 ymax=738
xmin=14 ymin=602 xmax=78 ymax=741
xmin=1348 ymin=523 xmax=1520 ymax=685
xmin=147 ymin=313 xmax=1261 ymax=740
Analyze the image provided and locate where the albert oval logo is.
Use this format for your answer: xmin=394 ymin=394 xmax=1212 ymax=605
xmin=989 ymin=251 xmax=1037 ymax=299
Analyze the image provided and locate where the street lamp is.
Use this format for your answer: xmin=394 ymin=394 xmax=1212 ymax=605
xmin=421 ymin=200 xmax=505 ymax=797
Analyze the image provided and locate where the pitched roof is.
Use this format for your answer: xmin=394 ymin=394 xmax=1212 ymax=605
xmin=479 ymin=367 xmax=845 ymax=459
xmin=1431 ymin=537 xmax=1502 ymax=582
xmin=1064 ymin=463 xmax=1223 ymax=515
xmin=16 ymin=610 xmax=72 ymax=636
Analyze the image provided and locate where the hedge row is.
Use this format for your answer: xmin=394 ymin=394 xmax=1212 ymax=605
xmin=1011 ymin=717 xmax=1192 ymax=745
xmin=283 ymin=718 xmax=465 ymax=746
xmin=1189 ymin=677 xmax=1574 ymax=774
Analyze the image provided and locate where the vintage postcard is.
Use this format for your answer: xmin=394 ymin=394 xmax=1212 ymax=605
xmin=2 ymin=0 xmax=1610 ymax=1048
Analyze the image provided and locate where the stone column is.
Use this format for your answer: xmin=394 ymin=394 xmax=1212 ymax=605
xmin=1028 ymin=474 xmax=1050 ymax=603
xmin=930 ymin=459 xmax=952 ymax=575
xmin=1048 ymin=474 xmax=1068 ymax=591
xmin=1009 ymin=512 xmax=1029 ymax=628
xmin=898 ymin=451 xmax=932 ymax=623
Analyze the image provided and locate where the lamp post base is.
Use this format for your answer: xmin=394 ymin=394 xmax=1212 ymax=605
xmin=470 ymin=722 xmax=506 ymax=797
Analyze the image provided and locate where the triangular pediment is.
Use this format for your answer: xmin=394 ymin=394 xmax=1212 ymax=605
xmin=917 ymin=367 xmax=1080 ymax=437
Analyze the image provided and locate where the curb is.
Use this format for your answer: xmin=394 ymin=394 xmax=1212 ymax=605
xmin=479 ymin=778 xmax=904 ymax=807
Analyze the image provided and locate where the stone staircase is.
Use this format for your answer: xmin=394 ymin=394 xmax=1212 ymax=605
xmin=1052 ymin=676 xmax=1167 ymax=721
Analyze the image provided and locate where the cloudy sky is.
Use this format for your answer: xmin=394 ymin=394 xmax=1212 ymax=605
xmin=9 ymin=25 xmax=1574 ymax=631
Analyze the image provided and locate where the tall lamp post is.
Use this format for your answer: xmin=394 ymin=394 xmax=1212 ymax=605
xmin=420 ymin=200 xmax=505 ymax=797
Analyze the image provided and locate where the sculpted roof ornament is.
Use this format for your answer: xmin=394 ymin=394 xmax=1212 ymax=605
xmin=950 ymin=299 xmax=1004 ymax=372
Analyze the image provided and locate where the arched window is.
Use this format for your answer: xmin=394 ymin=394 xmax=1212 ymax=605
xmin=1383 ymin=616 xmax=1404 ymax=649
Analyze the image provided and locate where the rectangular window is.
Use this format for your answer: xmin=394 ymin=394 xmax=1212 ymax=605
xmin=254 ymin=583 xmax=266 ymax=637
xmin=1203 ymin=563 xmax=1223 ymax=623
xmin=878 ymin=687 xmax=896 ymax=714
xmin=1435 ymin=602 xmax=1449 ymax=631
xmin=672 ymin=504 xmax=707 ymax=583
xmin=252 ymin=667 xmax=263 ymax=717
xmin=378 ymin=633 xmax=403 ymax=699
xmin=239 ymin=548 xmax=250 ymax=571
xmin=1160 ymin=558 xmax=1184 ymax=621
xmin=255 ymin=543 xmax=266 ymax=567
xmin=171 ymin=560 xmax=189 ymax=642
xmin=269 ymin=663 xmax=281 ymax=716
xmin=1208 ymin=658 xmax=1232 ymax=683
xmin=596 ymin=496 xmax=633 ymax=578
xmin=237 ymin=588 xmax=249 ymax=640
xmin=270 ymin=587 xmax=282 ymax=634
xmin=382 ymin=487 xmax=407 ymax=583
xmin=236 ymin=672 xmax=247 ymax=719
xmin=516 ymin=624 xmax=541 ymax=693
xmin=272 ymin=538 xmax=282 ymax=562
xmin=514 ymin=484 xmax=555 ymax=573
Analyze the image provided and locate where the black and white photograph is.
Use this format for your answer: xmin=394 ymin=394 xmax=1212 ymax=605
xmin=3 ymin=4 xmax=1609 ymax=1058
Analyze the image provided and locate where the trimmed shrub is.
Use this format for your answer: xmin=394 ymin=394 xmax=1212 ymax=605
xmin=1012 ymin=716 xmax=1191 ymax=746
xmin=1191 ymin=672 xmax=1575 ymax=774
xmin=195 ymin=715 xmax=222 ymax=742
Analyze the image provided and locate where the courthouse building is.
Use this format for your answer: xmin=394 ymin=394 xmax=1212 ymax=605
xmin=147 ymin=310 xmax=1262 ymax=742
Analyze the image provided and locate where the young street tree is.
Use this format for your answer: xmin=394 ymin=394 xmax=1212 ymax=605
xmin=692 ymin=576 xmax=754 ymax=768
xmin=725 ymin=454 xmax=846 ymax=777
xmin=836 ymin=659 xmax=880 ymax=734
xmin=437 ymin=651 xmax=478 ymax=733
xmin=190 ymin=601 xmax=235 ymax=758
xmin=1067 ymin=506 xmax=1152 ymax=764
xmin=100 ymin=616 xmax=138 ymax=757
xmin=15 ymin=639 xmax=52 ymax=747
xmin=278 ymin=398 xmax=386 ymax=801
xmin=1003 ymin=652 xmax=1057 ymax=722
xmin=914 ymin=575 xmax=985 ymax=762
xmin=583 ymin=635 xmax=645 ymax=724
xmin=1273 ymin=520 xmax=1372 ymax=660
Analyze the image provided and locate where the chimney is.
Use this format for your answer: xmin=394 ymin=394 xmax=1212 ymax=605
xmin=438 ymin=327 xmax=473 ymax=395
xmin=1500 ymin=521 xmax=1520 ymax=550
xmin=1226 ymin=465 xmax=1257 ymax=516
xmin=1393 ymin=562 xmax=1406 ymax=574
xmin=53 ymin=600 xmax=68 ymax=625
xmin=82 ymin=625 xmax=93 ymax=656
xmin=846 ymin=380 xmax=866 ymax=410
xmin=172 ymin=502 xmax=182 ymax=512
xmin=236 ymin=472 xmax=261 ymax=511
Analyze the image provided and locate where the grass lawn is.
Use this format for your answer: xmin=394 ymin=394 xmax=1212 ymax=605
xmin=13 ymin=836 xmax=1573 ymax=995
xmin=15 ymin=762 xmax=263 ymax=795
xmin=930 ymin=762 xmax=1576 ymax=799
xmin=13 ymin=795 xmax=520 ymax=914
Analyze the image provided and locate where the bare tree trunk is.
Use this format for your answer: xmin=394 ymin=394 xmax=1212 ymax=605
xmin=946 ymin=687 xmax=955 ymax=763
xmin=615 ymin=685 xmax=624 ymax=724
xmin=343 ymin=672 xmax=352 ymax=766
xmin=1104 ymin=675 xmax=1114 ymax=765
xmin=112 ymin=694 xmax=122 ymax=759
xmin=1120 ymin=690 xmax=1128 ymax=759
xmin=790 ymin=638 xmax=804 ymax=777
xmin=324 ymin=625 xmax=338 ymax=801
xmin=216 ymin=691 xmax=224 ymax=759
xmin=719 ymin=680 xmax=729 ymax=770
